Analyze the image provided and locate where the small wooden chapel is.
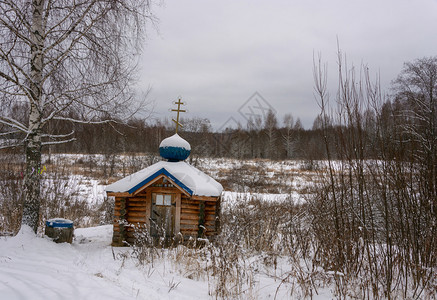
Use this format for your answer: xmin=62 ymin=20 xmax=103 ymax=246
xmin=106 ymin=99 xmax=223 ymax=245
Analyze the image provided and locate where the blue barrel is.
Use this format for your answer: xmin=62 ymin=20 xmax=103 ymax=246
xmin=46 ymin=218 xmax=74 ymax=228
xmin=45 ymin=218 xmax=74 ymax=243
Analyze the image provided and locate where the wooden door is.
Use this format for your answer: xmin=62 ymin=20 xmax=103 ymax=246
xmin=150 ymin=193 xmax=174 ymax=237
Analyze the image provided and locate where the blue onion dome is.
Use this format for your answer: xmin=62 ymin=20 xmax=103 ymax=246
xmin=159 ymin=133 xmax=191 ymax=162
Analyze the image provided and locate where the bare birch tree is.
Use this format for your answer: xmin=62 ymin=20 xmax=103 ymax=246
xmin=393 ymin=56 xmax=437 ymax=206
xmin=0 ymin=0 xmax=154 ymax=232
xmin=392 ymin=57 xmax=437 ymax=273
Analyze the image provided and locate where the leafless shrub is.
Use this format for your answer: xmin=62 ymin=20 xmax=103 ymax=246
xmin=99 ymin=196 xmax=114 ymax=225
xmin=130 ymin=224 xmax=158 ymax=265
xmin=0 ymin=154 xmax=24 ymax=234
xmin=0 ymin=178 xmax=24 ymax=234
xmin=206 ymin=238 xmax=256 ymax=299
xmin=39 ymin=175 xmax=100 ymax=231
xmin=310 ymin=51 xmax=437 ymax=298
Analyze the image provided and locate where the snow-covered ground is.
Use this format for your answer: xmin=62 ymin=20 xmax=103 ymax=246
xmin=0 ymin=225 xmax=140 ymax=300
xmin=0 ymin=225 xmax=334 ymax=300
xmin=0 ymin=225 xmax=212 ymax=300
xmin=0 ymin=154 xmax=334 ymax=299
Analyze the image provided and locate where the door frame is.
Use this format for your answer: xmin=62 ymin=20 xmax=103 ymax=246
xmin=150 ymin=192 xmax=175 ymax=237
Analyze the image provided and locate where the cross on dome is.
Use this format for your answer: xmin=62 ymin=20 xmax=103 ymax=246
xmin=159 ymin=98 xmax=191 ymax=162
xmin=171 ymin=98 xmax=186 ymax=134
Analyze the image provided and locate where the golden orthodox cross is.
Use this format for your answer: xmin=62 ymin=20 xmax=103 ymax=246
xmin=172 ymin=98 xmax=186 ymax=133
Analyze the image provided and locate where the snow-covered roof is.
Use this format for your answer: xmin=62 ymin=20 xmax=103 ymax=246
xmin=105 ymin=160 xmax=223 ymax=197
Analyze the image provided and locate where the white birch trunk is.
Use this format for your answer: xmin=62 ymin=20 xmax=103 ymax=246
xmin=22 ymin=0 xmax=45 ymax=232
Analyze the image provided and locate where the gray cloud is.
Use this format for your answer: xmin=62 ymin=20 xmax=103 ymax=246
xmin=138 ymin=0 xmax=437 ymax=129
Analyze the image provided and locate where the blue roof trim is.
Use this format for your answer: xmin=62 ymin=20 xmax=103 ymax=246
xmin=127 ymin=167 xmax=193 ymax=195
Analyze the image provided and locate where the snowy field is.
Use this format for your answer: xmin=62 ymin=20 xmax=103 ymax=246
xmin=0 ymin=225 xmax=334 ymax=300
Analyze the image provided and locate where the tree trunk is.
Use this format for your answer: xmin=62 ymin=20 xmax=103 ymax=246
xmin=21 ymin=0 xmax=44 ymax=232
xmin=22 ymin=133 xmax=42 ymax=232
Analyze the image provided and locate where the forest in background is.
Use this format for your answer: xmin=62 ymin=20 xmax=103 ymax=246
xmin=0 ymin=95 xmax=415 ymax=162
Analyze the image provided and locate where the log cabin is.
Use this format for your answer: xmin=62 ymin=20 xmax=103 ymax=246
xmin=106 ymin=133 xmax=223 ymax=246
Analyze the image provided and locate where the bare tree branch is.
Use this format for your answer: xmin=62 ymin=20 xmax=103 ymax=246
xmin=0 ymin=0 xmax=155 ymax=232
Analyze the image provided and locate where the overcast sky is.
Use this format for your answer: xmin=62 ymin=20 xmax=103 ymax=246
xmin=138 ymin=0 xmax=437 ymax=130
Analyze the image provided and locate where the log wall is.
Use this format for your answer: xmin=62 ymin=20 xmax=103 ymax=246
xmin=180 ymin=196 xmax=218 ymax=237
xmin=110 ymin=185 xmax=220 ymax=245
xmin=112 ymin=195 xmax=150 ymax=245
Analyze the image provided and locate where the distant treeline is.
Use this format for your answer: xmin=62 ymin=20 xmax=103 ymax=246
xmin=0 ymin=96 xmax=426 ymax=164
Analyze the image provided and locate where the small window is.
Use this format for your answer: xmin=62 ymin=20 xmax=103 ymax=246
xmin=164 ymin=194 xmax=172 ymax=205
xmin=156 ymin=194 xmax=164 ymax=205
xmin=154 ymin=193 xmax=172 ymax=206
